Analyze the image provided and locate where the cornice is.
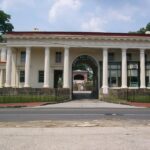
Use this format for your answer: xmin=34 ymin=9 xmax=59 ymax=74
xmin=4 ymin=33 xmax=150 ymax=42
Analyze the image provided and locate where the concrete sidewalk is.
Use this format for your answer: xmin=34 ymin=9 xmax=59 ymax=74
xmin=0 ymin=127 xmax=149 ymax=150
xmin=34 ymin=99 xmax=142 ymax=108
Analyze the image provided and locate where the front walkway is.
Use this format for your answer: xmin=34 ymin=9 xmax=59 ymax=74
xmin=34 ymin=99 xmax=142 ymax=108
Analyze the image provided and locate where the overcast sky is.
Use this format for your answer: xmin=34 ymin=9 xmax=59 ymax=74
xmin=0 ymin=0 xmax=150 ymax=32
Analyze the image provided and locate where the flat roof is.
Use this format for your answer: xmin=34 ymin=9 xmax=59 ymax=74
xmin=6 ymin=31 xmax=150 ymax=37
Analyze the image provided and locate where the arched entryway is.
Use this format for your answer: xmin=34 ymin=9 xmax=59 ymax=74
xmin=72 ymin=55 xmax=98 ymax=99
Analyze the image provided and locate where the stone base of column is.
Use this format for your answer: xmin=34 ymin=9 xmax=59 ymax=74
xmin=5 ymin=83 xmax=11 ymax=87
xmin=121 ymin=86 xmax=127 ymax=89
xmin=102 ymin=86 xmax=108 ymax=94
xmin=140 ymin=86 xmax=146 ymax=89
xmin=24 ymin=84 xmax=30 ymax=88
xmin=43 ymin=85 xmax=50 ymax=88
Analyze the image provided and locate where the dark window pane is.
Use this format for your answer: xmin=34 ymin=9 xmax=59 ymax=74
xmin=21 ymin=51 xmax=26 ymax=63
xmin=127 ymin=62 xmax=139 ymax=87
xmin=56 ymin=52 xmax=62 ymax=63
xmin=108 ymin=53 xmax=114 ymax=62
xmin=38 ymin=71 xmax=44 ymax=83
xmin=20 ymin=70 xmax=25 ymax=83
xmin=108 ymin=62 xmax=121 ymax=87
xmin=127 ymin=53 xmax=132 ymax=61
xmin=146 ymin=62 xmax=150 ymax=87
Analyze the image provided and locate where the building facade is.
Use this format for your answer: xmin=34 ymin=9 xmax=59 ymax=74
xmin=0 ymin=32 xmax=150 ymax=99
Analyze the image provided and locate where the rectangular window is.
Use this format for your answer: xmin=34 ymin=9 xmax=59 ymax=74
xmin=55 ymin=52 xmax=62 ymax=63
xmin=108 ymin=62 xmax=121 ymax=87
xmin=146 ymin=62 xmax=150 ymax=87
xmin=20 ymin=70 xmax=25 ymax=83
xmin=145 ymin=54 xmax=147 ymax=62
xmin=108 ymin=53 xmax=114 ymax=62
xmin=20 ymin=51 xmax=26 ymax=63
xmin=127 ymin=62 xmax=139 ymax=87
xmin=38 ymin=70 xmax=44 ymax=83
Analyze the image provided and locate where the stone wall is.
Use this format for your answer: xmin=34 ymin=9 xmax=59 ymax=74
xmin=101 ymin=88 xmax=150 ymax=101
xmin=0 ymin=88 xmax=71 ymax=99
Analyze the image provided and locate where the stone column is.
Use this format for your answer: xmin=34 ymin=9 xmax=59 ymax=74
xmin=43 ymin=47 xmax=50 ymax=88
xmin=1 ymin=47 xmax=7 ymax=62
xmin=121 ymin=48 xmax=127 ymax=88
xmin=11 ymin=50 xmax=17 ymax=87
xmin=0 ymin=69 xmax=3 ymax=87
xmin=140 ymin=49 xmax=146 ymax=88
xmin=63 ymin=47 xmax=70 ymax=88
xmin=102 ymin=48 xmax=108 ymax=94
xmin=24 ymin=47 xmax=31 ymax=87
xmin=5 ymin=47 xmax=12 ymax=87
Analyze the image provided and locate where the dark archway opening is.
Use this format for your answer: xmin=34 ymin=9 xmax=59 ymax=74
xmin=72 ymin=55 xmax=98 ymax=99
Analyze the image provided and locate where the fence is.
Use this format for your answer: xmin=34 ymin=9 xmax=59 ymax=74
xmin=0 ymin=88 xmax=71 ymax=103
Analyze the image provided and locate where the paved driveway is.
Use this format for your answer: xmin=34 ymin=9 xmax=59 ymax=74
xmin=34 ymin=99 xmax=141 ymax=108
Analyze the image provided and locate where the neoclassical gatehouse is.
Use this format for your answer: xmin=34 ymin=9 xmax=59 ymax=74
xmin=0 ymin=31 xmax=150 ymax=99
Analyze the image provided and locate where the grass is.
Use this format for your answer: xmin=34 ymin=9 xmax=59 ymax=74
xmin=0 ymin=95 xmax=70 ymax=103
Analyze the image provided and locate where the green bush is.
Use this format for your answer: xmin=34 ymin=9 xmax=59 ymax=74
xmin=0 ymin=95 xmax=69 ymax=103
xmin=127 ymin=95 xmax=150 ymax=103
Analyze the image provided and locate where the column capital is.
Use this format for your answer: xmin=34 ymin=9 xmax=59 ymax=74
xmin=102 ymin=47 xmax=108 ymax=51
xmin=64 ymin=47 xmax=70 ymax=50
xmin=26 ymin=46 xmax=31 ymax=48
xmin=121 ymin=48 xmax=127 ymax=52
xmin=140 ymin=49 xmax=145 ymax=53
xmin=44 ymin=46 xmax=50 ymax=49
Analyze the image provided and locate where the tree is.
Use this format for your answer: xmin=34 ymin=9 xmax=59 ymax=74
xmin=129 ymin=22 xmax=150 ymax=34
xmin=0 ymin=10 xmax=14 ymax=41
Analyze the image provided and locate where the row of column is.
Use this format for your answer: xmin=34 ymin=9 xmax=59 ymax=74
xmin=2 ymin=46 xmax=147 ymax=92
xmin=4 ymin=47 xmax=70 ymax=88
xmin=102 ymin=48 xmax=146 ymax=94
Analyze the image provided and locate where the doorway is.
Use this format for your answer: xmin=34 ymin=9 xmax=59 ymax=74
xmin=54 ymin=70 xmax=63 ymax=88
xmin=72 ymin=55 xmax=98 ymax=99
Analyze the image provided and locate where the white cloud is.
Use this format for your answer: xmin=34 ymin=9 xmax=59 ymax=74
xmin=0 ymin=0 xmax=35 ymax=10
xmin=48 ymin=0 xmax=81 ymax=22
xmin=80 ymin=4 xmax=139 ymax=32
xmin=108 ymin=10 xmax=132 ymax=22
xmin=81 ymin=17 xmax=107 ymax=32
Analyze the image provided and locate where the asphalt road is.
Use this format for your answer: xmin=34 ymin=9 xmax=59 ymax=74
xmin=0 ymin=108 xmax=150 ymax=121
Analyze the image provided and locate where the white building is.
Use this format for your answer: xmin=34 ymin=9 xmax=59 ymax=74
xmin=0 ymin=31 xmax=150 ymax=99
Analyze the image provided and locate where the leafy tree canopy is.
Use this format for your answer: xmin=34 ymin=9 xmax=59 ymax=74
xmin=129 ymin=22 xmax=150 ymax=34
xmin=0 ymin=10 xmax=14 ymax=41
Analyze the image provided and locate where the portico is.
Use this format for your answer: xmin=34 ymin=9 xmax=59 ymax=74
xmin=0 ymin=32 xmax=150 ymax=99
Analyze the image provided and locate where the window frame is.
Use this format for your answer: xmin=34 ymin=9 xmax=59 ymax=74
xmin=19 ymin=70 xmax=25 ymax=83
xmin=127 ymin=61 xmax=140 ymax=87
xmin=55 ymin=51 xmax=62 ymax=63
xmin=108 ymin=52 xmax=115 ymax=62
xmin=20 ymin=51 xmax=26 ymax=63
xmin=146 ymin=61 xmax=150 ymax=87
xmin=38 ymin=70 xmax=44 ymax=83
xmin=108 ymin=62 xmax=121 ymax=87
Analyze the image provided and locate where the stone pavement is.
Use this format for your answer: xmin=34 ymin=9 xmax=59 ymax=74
xmin=34 ymin=99 xmax=142 ymax=108
xmin=0 ymin=127 xmax=149 ymax=150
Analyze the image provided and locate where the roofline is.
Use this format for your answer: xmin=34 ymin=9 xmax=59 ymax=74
xmin=5 ymin=31 xmax=150 ymax=37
